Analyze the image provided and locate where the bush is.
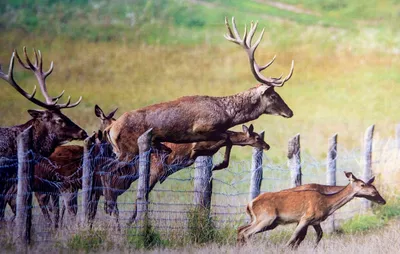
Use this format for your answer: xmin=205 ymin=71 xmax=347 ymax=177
xmin=187 ymin=207 xmax=217 ymax=244
xmin=67 ymin=229 xmax=109 ymax=252
xmin=126 ymin=215 xmax=169 ymax=249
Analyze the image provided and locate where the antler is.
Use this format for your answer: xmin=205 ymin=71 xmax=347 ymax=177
xmin=224 ymin=17 xmax=294 ymax=87
xmin=0 ymin=47 xmax=82 ymax=110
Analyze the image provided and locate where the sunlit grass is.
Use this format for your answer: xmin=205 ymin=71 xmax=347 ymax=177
xmin=2 ymin=33 xmax=400 ymax=162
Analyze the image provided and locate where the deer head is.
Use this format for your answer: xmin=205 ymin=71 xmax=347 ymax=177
xmin=344 ymin=172 xmax=386 ymax=204
xmin=241 ymin=124 xmax=270 ymax=150
xmin=225 ymin=17 xmax=294 ymax=118
xmin=94 ymin=104 xmax=118 ymax=132
xmin=0 ymin=47 xmax=87 ymax=146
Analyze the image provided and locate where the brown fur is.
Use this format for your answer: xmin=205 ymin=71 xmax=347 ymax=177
xmin=106 ymin=84 xmax=292 ymax=161
xmin=101 ymin=125 xmax=270 ymax=225
xmin=237 ymin=172 xmax=386 ymax=249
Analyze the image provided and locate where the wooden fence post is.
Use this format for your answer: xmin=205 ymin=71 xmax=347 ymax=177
xmin=363 ymin=125 xmax=374 ymax=211
xmin=396 ymin=124 xmax=400 ymax=150
xmin=326 ymin=134 xmax=338 ymax=232
xmin=81 ymin=134 xmax=96 ymax=225
xmin=135 ymin=128 xmax=153 ymax=225
xmin=249 ymin=131 xmax=265 ymax=201
xmin=194 ymin=156 xmax=213 ymax=212
xmin=288 ymin=134 xmax=301 ymax=187
xmin=14 ymin=126 xmax=33 ymax=247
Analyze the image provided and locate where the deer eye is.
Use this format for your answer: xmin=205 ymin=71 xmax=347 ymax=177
xmin=361 ymin=184 xmax=365 ymax=187
xmin=55 ymin=119 xmax=64 ymax=125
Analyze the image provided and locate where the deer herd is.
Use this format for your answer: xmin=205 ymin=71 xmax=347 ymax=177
xmin=0 ymin=17 xmax=386 ymax=248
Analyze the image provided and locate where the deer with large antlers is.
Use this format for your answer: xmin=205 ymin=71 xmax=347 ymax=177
xmin=237 ymin=172 xmax=386 ymax=249
xmin=0 ymin=47 xmax=87 ymax=220
xmin=101 ymin=124 xmax=270 ymax=225
xmin=105 ymin=17 xmax=294 ymax=162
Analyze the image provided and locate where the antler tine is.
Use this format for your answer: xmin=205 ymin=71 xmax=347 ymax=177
xmin=246 ymin=21 xmax=258 ymax=47
xmin=2 ymin=48 xmax=83 ymax=110
xmin=52 ymin=90 xmax=65 ymax=100
xmin=0 ymin=52 xmax=52 ymax=108
xmin=23 ymin=47 xmax=37 ymax=70
xmin=60 ymin=96 xmax=82 ymax=109
xmin=44 ymin=61 xmax=54 ymax=78
xmin=259 ymin=55 xmax=276 ymax=71
xmin=224 ymin=17 xmax=294 ymax=87
xmin=14 ymin=48 xmax=30 ymax=70
xmin=37 ymin=49 xmax=43 ymax=72
xmin=231 ymin=17 xmax=241 ymax=43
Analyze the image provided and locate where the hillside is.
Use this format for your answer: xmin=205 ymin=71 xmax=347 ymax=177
xmin=2 ymin=1 xmax=400 ymax=161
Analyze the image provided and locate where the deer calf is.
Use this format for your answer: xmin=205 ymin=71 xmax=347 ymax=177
xmin=238 ymin=172 xmax=386 ymax=248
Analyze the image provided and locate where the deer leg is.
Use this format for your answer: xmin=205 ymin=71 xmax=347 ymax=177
xmin=50 ymin=194 xmax=60 ymax=229
xmin=88 ymin=191 xmax=100 ymax=225
xmin=113 ymin=203 xmax=121 ymax=231
xmin=293 ymin=226 xmax=309 ymax=248
xmin=212 ymin=142 xmax=233 ymax=171
xmin=35 ymin=193 xmax=53 ymax=225
xmin=286 ymin=220 xmax=309 ymax=249
xmin=313 ymin=224 xmax=323 ymax=247
xmin=239 ymin=217 xmax=278 ymax=244
xmin=60 ymin=200 xmax=66 ymax=228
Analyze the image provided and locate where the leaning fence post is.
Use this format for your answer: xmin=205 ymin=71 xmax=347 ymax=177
xmin=326 ymin=134 xmax=338 ymax=232
xmin=396 ymin=124 xmax=400 ymax=150
xmin=194 ymin=156 xmax=213 ymax=213
xmin=363 ymin=125 xmax=374 ymax=211
xmin=135 ymin=128 xmax=153 ymax=225
xmin=249 ymin=131 xmax=265 ymax=201
xmin=81 ymin=133 xmax=96 ymax=225
xmin=14 ymin=126 xmax=33 ymax=247
xmin=288 ymin=134 xmax=301 ymax=187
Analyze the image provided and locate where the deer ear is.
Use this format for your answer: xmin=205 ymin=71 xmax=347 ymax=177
xmin=344 ymin=171 xmax=357 ymax=182
xmin=259 ymin=85 xmax=270 ymax=95
xmin=248 ymin=124 xmax=254 ymax=133
xmin=242 ymin=125 xmax=249 ymax=133
xmin=28 ymin=109 xmax=46 ymax=119
xmin=367 ymin=176 xmax=375 ymax=185
xmin=107 ymin=108 xmax=118 ymax=119
xmin=94 ymin=105 xmax=105 ymax=119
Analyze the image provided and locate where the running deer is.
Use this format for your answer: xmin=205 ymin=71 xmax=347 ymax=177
xmin=237 ymin=172 xmax=386 ymax=249
xmin=4 ymin=105 xmax=117 ymax=227
xmin=101 ymin=124 xmax=270 ymax=225
xmin=0 ymin=47 xmax=87 ymax=220
xmin=105 ymin=17 xmax=294 ymax=161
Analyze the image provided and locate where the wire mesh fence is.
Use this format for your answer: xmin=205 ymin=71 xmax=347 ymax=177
xmin=1 ymin=127 xmax=399 ymax=248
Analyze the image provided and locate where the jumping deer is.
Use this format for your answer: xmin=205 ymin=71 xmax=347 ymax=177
xmin=101 ymin=124 xmax=270 ymax=225
xmin=105 ymin=16 xmax=294 ymax=162
xmin=0 ymin=47 xmax=87 ymax=220
xmin=237 ymin=172 xmax=386 ymax=249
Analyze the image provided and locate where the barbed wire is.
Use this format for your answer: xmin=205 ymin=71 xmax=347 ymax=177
xmin=1 ymin=138 xmax=399 ymax=246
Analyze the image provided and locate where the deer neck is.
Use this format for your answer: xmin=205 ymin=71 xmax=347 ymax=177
xmin=226 ymin=131 xmax=248 ymax=146
xmin=220 ymin=88 xmax=265 ymax=127
xmin=325 ymin=184 xmax=355 ymax=216
xmin=32 ymin=121 xmax=60 ymax=157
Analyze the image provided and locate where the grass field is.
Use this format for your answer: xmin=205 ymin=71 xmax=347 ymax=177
xmin=1 ymin=1 xmax=400 ymax=252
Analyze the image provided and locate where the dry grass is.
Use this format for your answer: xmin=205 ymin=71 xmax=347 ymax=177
xmin=134 ymin=220 xmax=400 ymax=254
xmin=2 ymin=33 xmax=400 ymax=162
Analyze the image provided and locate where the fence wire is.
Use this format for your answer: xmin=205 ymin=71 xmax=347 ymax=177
xmin=0 ymin=136 xmax=399 ymax=246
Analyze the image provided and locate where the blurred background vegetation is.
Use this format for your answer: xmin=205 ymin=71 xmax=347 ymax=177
xmin=2 ymin=0 xmax=400 ymax=162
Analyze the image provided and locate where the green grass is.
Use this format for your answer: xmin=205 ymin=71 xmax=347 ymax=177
xmin=340 ymin=198 xmax=400 ymax=233
xmin=67 ymin=229 xmax=112 ymax=252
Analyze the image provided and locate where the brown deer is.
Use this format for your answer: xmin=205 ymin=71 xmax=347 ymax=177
xmin=237 ymin=172 xmax=386 ymax=249
xmin=0 ymin=47 xmax=87 ymax=220
xmin=29 ymin=106 xmax=117 ymax=226
xmin=105 ymin=17 xmax=294 ymax=162
xmin=101 ymin=124 xmax=270 ymax=225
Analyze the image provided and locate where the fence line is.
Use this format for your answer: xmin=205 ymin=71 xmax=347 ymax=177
xmin=1 ymin=124 xmax=399 ymax=247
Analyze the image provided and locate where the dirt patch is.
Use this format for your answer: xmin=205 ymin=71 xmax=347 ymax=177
xmin=254 ymin=0 xmax=320 ymax=16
